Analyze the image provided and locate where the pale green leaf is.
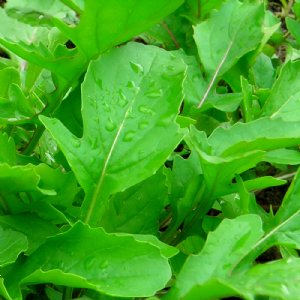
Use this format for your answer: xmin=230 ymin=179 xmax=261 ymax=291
xmin=40 ymin=42 xmax=187 ymax=226
xmin=194 ymin=0 xmax=264 ymax=107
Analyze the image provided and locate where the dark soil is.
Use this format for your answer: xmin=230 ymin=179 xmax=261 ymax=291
xmin=256 ymin=183 xmax=290 ymax=213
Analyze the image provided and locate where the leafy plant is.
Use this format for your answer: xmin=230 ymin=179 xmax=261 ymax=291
xmin=1 ymin=0 xmax=300 ymax=299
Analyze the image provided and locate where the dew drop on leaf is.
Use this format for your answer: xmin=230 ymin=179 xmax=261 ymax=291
xmin=118 ymin=90 xmax=128 ymax=108
xmin=144 ymin=89 xmax=163 ymax=99
xmin=129 ymin=61 xmax=144 ymax=74
xmin=72 ymin=139 xmax=81 ymax=148
xmin=123 ymin=130 xmax=135 ymax=142
xmin=84 ymin=256 xmax=97 ymax=271
xmin=105 ymin=119 xmax=116 ymax=132
xmin=138 ymin=120 xmax=149 ymax=129
xmin=138 ymin=105 xmax=155 ymax=115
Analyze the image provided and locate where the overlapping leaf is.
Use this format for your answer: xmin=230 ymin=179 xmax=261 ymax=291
xmin=3 ymin=222 xmax=172 ymax=299
xmin=53 ymin=0 xmax=184 ymax=59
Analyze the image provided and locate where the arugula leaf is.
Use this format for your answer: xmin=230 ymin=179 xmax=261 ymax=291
xmin=3 ymin=222 xmax=172 ymax=299
xmin=0 ymin=226 xmax=28 ymax=267
xmin=53 ymin=0 xmax=184 ymax=59
xmin=261 ymin=60 xmax=300 ymax=117
xmin=193 ymin=0 xmax=264 ymax=107
xmin=101 ymin=172 xmax=168 ymax=235
xmin=40 ymin=42 xmax=187 ymax=226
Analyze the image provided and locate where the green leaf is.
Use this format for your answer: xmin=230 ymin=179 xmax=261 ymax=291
xmin=261 ymin=61 xmax=300 ymax=117
xmin=0 ymin=226 xmax=28 ymax=267
xmin=0 ymin=133 xmax=16 ymax=164
xmin=232 ymin=258 xmax=300 ymax=300
xmin=4 ymin=222 xmax=172 ymax=299
xmin=54 ymin=0 xmax=184 ymax=58
xmin=208 ymin=117 xmax=300 ymax=157
xmin=0 ymin=164 xmax=55 ymax=194
xmin=286 ymin=17 xmax=300 ymax=45
xmin=101 ymin=172 xmax=168 ymax=235
xmin=164 ymin=214 xmax=263 ymax=299
xmin=264 ymin=149 xmax=300 ymax=165
xmin=0 ymin=213 xmax=58 ymax=254
xmin=40 ymin=42 xmax=187 ymax=226
xmin=193 ymin=0 xmax=264 ymax=107
xmin=250 ymin=53 xmax=276 ymax=89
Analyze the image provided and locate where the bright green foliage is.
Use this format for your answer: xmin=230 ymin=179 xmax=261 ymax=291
xmin=1 ymin=0 xmax=300 ymax=299
xmin=40 ymin=42 xmax=186 ymax=226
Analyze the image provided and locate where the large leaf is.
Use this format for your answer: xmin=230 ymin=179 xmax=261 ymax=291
xmin=164 ymin=214 xmax=264 ymax=300
xmin=40 ymin=42 xmax=187 ymax=226
xmin=3 ymin=222 xmax=172 ymax=299
xmin=54 ymin=0 xmax=184 ymax=58
xmin=193 ymin=0 xmax=264 ymax=107
xmin=182 ymin=258 xmax=300 ymax=300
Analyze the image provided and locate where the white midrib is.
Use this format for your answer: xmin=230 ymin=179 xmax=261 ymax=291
xmin=197 ymin=40 xmax=234 ymax=109
xmin=84 ymin=107 xmax=132 ymax=224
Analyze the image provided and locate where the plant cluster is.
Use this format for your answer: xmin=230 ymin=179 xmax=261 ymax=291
xmin=1 ymin=0 xmax=300 ymax=299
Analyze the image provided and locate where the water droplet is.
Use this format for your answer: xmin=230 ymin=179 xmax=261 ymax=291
xmin=138 ymin=105 xmax=155 ymax=115
xmin=105 ymin=119 xmax=116 ymax=132
xmin=130 ymin=61 xmax=144 ymax=74
xmin=99 ymin=260 xmax=109 ymax=269
xmin=158 ymin=115 xmax=172 ymax=127
xmin=127 ymin=81 xmax=140 ymax=92
xmin=118 ymin=90 xmax=128 ymax=108
xmin=103 ymin=102 xmax=111 ymax=112
xmin=96 ymin=78 xmax=103 ymax=89
xmin=84 ymin=256 xmax=97 ymax=271
xmin=138 ymin=120 xmax=149 ymax=129
xmin=123 ymin=130 xmax=135 ymax=142
xmin=144 ymin=89 xmax=163 ymax=99
xmin=72 ymin=138 xmax=81 ymax=148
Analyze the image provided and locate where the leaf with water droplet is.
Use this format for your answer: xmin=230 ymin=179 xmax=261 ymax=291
xmin=4 ymin=222 xmax=172 ymax=298
xmin=40 ymin=42 xmax=187 ymax=227
xmin=123 ymin=130 xmax=135 ymax=142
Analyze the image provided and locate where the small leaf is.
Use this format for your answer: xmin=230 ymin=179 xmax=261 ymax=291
xmin=193 ymin=0 xmax=264 ymax=107
xmin=261 ymin=60 xmax=300 ymax=117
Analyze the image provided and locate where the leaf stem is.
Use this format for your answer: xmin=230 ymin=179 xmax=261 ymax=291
xmin=60 ymin=0 xmax=83 ymax=15
xmin=197 ymin=0 xmax=201 ymax=19
xmin=21 ymin=125 xmax=45 ymax=155
xmin=63 ymin=287 xmax=73 ymax=300
xmin=162 ymin=21 xmax=180 ymax=49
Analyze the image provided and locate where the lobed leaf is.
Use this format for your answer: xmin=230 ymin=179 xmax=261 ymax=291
xmin=40 ymin=42 xmax=187 ymax=226
xmin=3 ymin=222 xmax=172 ymax=299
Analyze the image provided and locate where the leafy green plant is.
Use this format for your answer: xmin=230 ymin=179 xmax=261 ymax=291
xmin=1 ymin=0 xmax=300 ymax=299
